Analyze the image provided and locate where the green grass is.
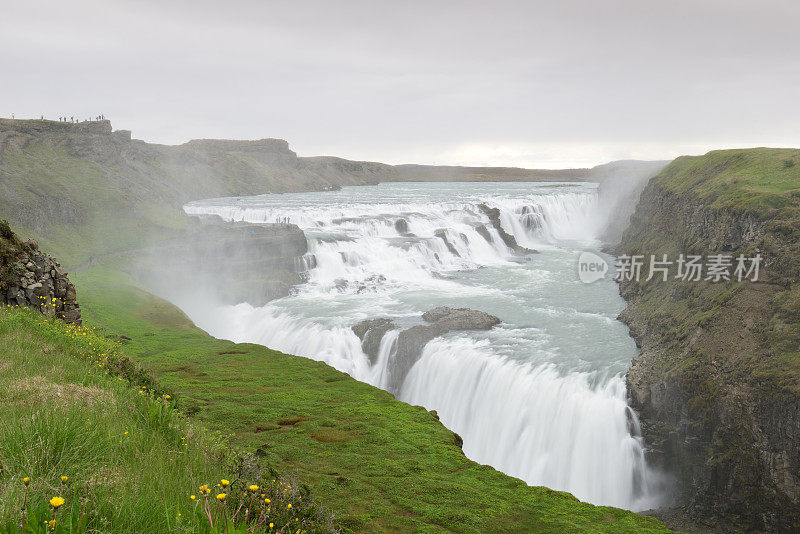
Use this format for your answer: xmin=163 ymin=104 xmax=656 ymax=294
xmin=655 ymin=148 xmax=800 ymax=213
xmin=0 ymin=306 xmax=341 ymax=533
xmin=64 ymin=265 xmax=673 ymax=533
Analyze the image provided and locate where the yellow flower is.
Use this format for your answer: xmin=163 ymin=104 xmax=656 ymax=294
xmin=216 ymin=493 xmax=226 ymax=501
xmin=220 ymin=479 xmax=230 ymax=487
xmin=123 ymin=431 xmax=128 ymax=435
xmin=164 ymin=394 xmax=171 ymax=400
xmin=269 ymin=523 xmax=274 ymax=529
xmin=249 ymin=484 xmax=259 ymax=492
xmin=264 ymin=498 xmax=271 ymax=504
xmin=23 ymin=477 xmax=30 ymax=486
xmin=287 ymin=503 xmax=292 ymax=509
xmin=190 ymin=494 xmax=196 ymax=500
xmin=48 ymin=519 xmax=56 ymax=529
xmin=49 ymin=496 xmax=65 ymax=509
xmin=60 ymin=476 xmax=68 ymax=483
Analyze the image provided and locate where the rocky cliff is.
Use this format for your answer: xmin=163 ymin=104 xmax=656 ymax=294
xmin=135 ymin=222 xmax=308 ymax=306
xmin=616 ymin=149 xmax=800 ymax=532
xmin=0 ymin=220 xmax=81 ymax=324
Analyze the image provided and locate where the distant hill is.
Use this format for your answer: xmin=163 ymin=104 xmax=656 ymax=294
xmin=0 ymin=118 xmax=664 ymax=264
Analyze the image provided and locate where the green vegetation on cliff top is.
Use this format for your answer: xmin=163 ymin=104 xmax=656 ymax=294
xmin=655 ymin=148 xmax=800 ymax=212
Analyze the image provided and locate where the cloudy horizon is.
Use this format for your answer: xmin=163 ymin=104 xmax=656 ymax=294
xmin=2 ymin=0 xmax=799 ymax=168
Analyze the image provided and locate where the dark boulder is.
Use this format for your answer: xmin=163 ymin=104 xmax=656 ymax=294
xmin=394 ymin=218 xmax=410 ymax=234
xmin=421 ymin=306 xmax=502 ymax=330
xmin=474 ymin=223 xmax=492 ymax=242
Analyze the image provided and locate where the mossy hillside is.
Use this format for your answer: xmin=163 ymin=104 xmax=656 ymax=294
xmin=655 ymin=148 xmax=800 ymax=212
xmin=68 ymin=263 xmax=673 ymax=533
xmin=0 ymin=122 xmax=380 ymax=267
xmin=0 ymin=144 xmax=189 ymax=267
xmin=0 ymin=306 xmax=337 ymax=533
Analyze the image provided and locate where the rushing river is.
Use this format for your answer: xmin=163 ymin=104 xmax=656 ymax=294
xmin=182 ymin=181 xmax=661 ymax=510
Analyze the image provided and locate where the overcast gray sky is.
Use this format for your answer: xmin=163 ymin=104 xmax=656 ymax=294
xmin=2 ymin=0 xmax=799 ymax=168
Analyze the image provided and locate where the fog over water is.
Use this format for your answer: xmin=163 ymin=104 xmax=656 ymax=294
xmin=174 ymin=181 xmax=667 ymax=510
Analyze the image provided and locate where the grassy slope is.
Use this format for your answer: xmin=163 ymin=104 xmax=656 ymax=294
xmin=67 ymin=264 xmax=672 ymax=533
xmin=0 ymin=306 xmax=229 ymax=532
xmin=1 ymin=144 xmax=188 ymax=267
xmin=654 ymin=148 xmax=800 ymax=210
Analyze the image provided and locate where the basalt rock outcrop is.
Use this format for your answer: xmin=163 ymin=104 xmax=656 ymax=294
xmin=355 ymin=307 xmax=501 ymax=394
xmin=617 ymin=149 xmax=800 ymax=532
xmin=0 ymin=221 xmax=81 ymax=325
xmin=434 ymin=229 xmax=462 ymax=256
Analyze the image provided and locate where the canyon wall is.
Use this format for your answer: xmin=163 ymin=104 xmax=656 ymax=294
xmin=617 ymin=149 xmax=800 ymax=532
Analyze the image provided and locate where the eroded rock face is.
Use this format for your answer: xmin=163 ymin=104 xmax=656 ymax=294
xmin=386 ymin=307 xmax=501 ymax=393
xmin=0 ymin=226 xmax=81 ymax=325
xmin=433 ymin=229 xmax=461 ymax=257
xmin=394 ymin=218 xmax=410 ymax=235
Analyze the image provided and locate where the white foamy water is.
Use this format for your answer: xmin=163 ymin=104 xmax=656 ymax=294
xmin=181 ymin=181 xmax=662 ymax=510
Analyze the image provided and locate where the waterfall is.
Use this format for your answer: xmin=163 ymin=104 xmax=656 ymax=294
xmin=401 ymin=337 xmax=657 ymax=510
xmin=181 ymin=182 xmax=663 ymax=511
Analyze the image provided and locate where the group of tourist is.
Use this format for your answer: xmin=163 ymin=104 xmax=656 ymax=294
xmin=5 ymin=114 xmax=107 ymax=122
xmin=57 ymin=114 xmax=106 ymax=123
